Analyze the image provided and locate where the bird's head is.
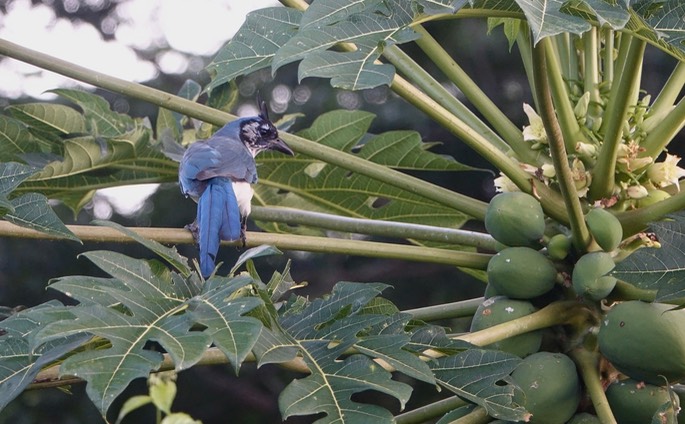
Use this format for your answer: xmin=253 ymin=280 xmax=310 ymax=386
xmin=238 ymin=100 xmax=294 ymax=157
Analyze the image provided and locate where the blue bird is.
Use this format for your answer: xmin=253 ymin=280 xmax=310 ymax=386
xmin=179 ymin=101 xmax=294 ymax=278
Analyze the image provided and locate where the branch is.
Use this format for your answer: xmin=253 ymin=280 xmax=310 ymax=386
xmin=251 ymin=206 xmax=498 ymax=250
xmin=0 ymin=220 xmax=492 ymax=268
xmin=570 ymin=347 xmax=617 ymax=424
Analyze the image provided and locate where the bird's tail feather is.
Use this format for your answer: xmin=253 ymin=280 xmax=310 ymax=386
xmin=197 ymin=178 xmax=241 ymax=278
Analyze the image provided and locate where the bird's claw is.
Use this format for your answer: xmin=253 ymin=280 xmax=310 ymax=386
xmin=185 ymin=220 xmax=200 ymax=245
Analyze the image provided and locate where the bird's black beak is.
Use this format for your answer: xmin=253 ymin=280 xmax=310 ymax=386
xmin=269 ymin=137 xmax=295 ymax=156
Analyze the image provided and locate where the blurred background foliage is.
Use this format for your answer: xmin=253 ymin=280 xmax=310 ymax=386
xmin=0 ymin=0 xmax=681 ymax=422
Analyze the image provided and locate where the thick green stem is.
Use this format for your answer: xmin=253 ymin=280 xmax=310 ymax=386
xmin=452 ymin=406 xmax=491 ymax=424
xmin=410 ymin=26 xmax=541 ymax=165
xmin=640 ymin=96 xmax=685 ymax=158
xmin=251 ymin=207 xmax=497 ymax=250
xmin=542 ymin=38 xmax=587 ymax=150
xmin=456 ymin=301 xmax=591 ymax=346
xmin=650 ymin=61 xmax=685 ymax=117
xmin=0 ymin=221 xmax=492 ymax=268
xmin=517 ymin=29 xmax=538 ymax=111
xmin=589 ymin=36 xmax=646 ymax=200
xmin=570 ymin=348 xmax=617 ymax=424
xmin=403 ymin=297 xmax=484 ymax=321
xmin=615 ymin=189 xmax=685 ymax=235
xmin=532 ymin=41 xmax=592 ymax=252
xmin=602 ymin=29 xmax=614 ymax=84
xmin=0 ymin=38 xmax=488 ymax=220
xmin=583 ymin=28 xmax=602 ymax=112
xmin=395 ymin=396 xmax=468 ymax=424
xmin=383 ymin=42 xmax=512 ymax=157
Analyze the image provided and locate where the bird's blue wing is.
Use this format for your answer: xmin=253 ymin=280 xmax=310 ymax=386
xmin=196 ymin=177 xmax=241 ymax=278
xmin=196 ymin=136 xmax=258 ymax=183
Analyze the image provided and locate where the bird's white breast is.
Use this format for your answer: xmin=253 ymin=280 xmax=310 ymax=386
xmin=232 ymin=181 xmax=254 ymax=217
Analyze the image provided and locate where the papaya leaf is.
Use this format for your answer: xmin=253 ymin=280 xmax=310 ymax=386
xmin=0 ymin=162 xmax=38 ymax=196
xmin=205 ymin=7 xmax=303 ymax=93
xmin=262 ymin=282 xmax=413 ymax=423
xmin=275 ymin=0 xmax=418 ymax=90
xmin=612 ymin=211 xmax=685 ymax=302
xmin=634 ymin=0 xmax=685 ymax=55
xmin=561 ymin=0 xmax=631 ymax=28
xmin=416 ymin=0 xmax=468 ymax=15
xmin=0 ymin=301 xmax=90 ymax=411
xmin=299 ymin=0 xmax=385 ymax=29
xmin=49 ymin=89 xmax=134 ymax=137
xmin=33 ymin=250 xmax=263 ymax=414
xmin=4 ymin=193 xmax=80 ymax=242
xmin=0 ymin=114 xmax=54 ymax=162
xmin=186 ymin=274 xmax=263 ymax=374
xmin=430 ymin=349 xmax=528 ymax=421
xmin=92 ymin=219 xmax=192 ymax=277
xmin=513 ymin=0 xmax=592 ymax=42
xmin=436 ymin=404 xmax=477 ymax=424
xmin=229 ymin=245 xmax=283 ymax=276
xmin=253 ymin=110 xmax=470 ymax=237
xmin=6 ymin=103 xmax=86 ymax=135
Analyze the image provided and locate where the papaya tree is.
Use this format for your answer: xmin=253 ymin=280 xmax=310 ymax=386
xmin=1 ymin=0 xmax=685 ymax=423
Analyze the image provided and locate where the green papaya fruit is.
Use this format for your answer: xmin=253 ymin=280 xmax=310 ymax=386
xmin=485 ymin=192 xmax=545 ymax=248
xmin=566 ymin=413 xmax=600 ymax=423
xmin=571 ymin=251 xmax=616 ymax=300
xmin=547 ymin=233 xmax=571 ymax=260
xmin=598 ymin=301 xmax=685 ymax=384
xmin=585 ymin=208 xmax=623 ymax=251
xmin=511 ymin=352 xmax=581 ymax=423
xmin=638 ymin=189 xmax=671 ymax=208
xmin=487 ymin=247 xmax=558 ymax=299
xmin=606 ymin=379 xmax=678 ymax=424
xmin=469 ymin=296 xmax=542 ymax=357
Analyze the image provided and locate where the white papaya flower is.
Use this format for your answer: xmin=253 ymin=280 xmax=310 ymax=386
xmin=648 ymin=154 xmax=685 ymax=191
xmin=522 ymin=103 xmax=548 ymax=144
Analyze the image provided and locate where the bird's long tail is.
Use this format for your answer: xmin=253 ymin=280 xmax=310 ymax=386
xmin=196 ymin=177 xmax=241 ymax=278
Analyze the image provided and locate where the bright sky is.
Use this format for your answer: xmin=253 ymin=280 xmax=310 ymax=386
xmin=0 ymin=0 xmax=278 ymax=99
xmin=0 ymin=0 xmax=279 ymax=217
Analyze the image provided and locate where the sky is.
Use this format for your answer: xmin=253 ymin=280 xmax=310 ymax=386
xmin=0 ymin=0 xmax=277 ymax=99
xmin=0 ymin=0 xmax=279 ymax=217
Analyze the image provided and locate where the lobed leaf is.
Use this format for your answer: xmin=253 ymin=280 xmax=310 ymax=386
xmin=50 ymin=89 xmax=134 ymax=137
xmin=255 ymin=282 xmax=416 ymax=423
xmin=431 ymin=348 xmax=528 ymax=421
xmin=612 ymin=211 xmax=685 ymax=302
xmin=4 ymin=193 xmax=80 ymax=242
xmin=32 ymin=250 xmax=263 ymax=414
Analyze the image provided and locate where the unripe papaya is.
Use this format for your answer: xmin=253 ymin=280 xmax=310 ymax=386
xmin=485 ymin=192 xmax=545 ymax=248
xmin=469 ymin=296 xmax=541 ymax=357
xmin=585 ymin=208 xmax=623 ymax=251
xmin=572 ymin=252 xmax=616 ymax=300
xmin=487 ymin=247 xmax=557 ymax=299
xmin=606 ymin=379 xmax=677 ymax=424
xmin=567 ymin=413 xmax=600 ymax=423
xmin=547 ymin=233 xmax=571 ymax=261
xmin=598 ymin=301 xmax=685 ymax=384
xmin=511 ymin=352 xmax=581 ymax=423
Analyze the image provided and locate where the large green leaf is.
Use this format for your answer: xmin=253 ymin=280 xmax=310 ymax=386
xmin=612 ymin=211 xmax=685 ymax=302
xmin=205 ymin=7 xmax=303 ymax=93
xmin=4 ymin=193 xmax=80 ymax=241
xmin=274 ymin=0 xmax=418 ymax=89
xmin=431 ymin=349 xmax=529 ymax=421
xmin=513 ymin=0 xmax=592 ymax=42
xmin=253 ymin=110 xmax=470 ymax=236
xmin=0 ymin=302 xmax=90 ymax=411
xmin=0 ymin=114 xmax=54 ymax=162
xmin=255 ymin=282 xmax=413 ymax=423
xmin=0 ymin=162 xmax=37 ymax=196
xmin=7 ymin=103 xmax=86 ymax=135
xmin=33 ymin=250 xmax=263 ymax=413
xmin=49 ymin=89 xmax=134 ymax=137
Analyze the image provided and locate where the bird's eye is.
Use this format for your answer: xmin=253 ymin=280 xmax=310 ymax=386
xmin=259 ymin=125 xmax=272 ymax=136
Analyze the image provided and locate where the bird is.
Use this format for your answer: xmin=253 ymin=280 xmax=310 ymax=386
xmin=179 ymin=100 xmax=294 ymax=278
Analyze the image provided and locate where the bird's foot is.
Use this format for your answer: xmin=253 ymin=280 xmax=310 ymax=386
xmin=185 ymin=220 xmax=200 ymax=245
